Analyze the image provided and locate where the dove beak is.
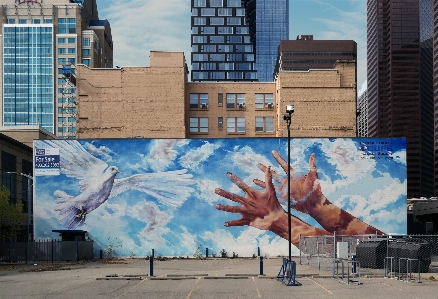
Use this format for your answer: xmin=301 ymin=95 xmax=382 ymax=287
xmin=117 ymin=170 xmax=121 ymax=173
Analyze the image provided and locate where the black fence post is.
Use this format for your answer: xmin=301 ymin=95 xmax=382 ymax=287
xmin=150 ymin=249 xmax=154 ymax=277
xmin=51 ymin=240 xmax=54 ymax=263
xmin=206 ymin=248 xmax=209 ymax=258
xmin=76 ymin=240 xmax=79 ymax=262
xmin=258 ymin=247 xmax=260 ymax=257
xmin=260 ymin=256 xmax=264 ymax=275
xmin=100 ymin=249 xmax=103 ymax=259
xmin=25 ymin=241 xmax=28 ymax=265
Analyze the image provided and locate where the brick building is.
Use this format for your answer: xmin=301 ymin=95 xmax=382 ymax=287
xmin=76 ymin=51 xmax=357 ymax=139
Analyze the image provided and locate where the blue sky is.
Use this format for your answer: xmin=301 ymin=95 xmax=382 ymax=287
xmin=95 ymin=0 xmax=367 ymax=94
xmin=34 ymin=138 xmax=406 ymax=257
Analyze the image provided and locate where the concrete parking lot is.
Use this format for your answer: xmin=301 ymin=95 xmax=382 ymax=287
xmin=1 ymin=258 xmax=437 ymax=299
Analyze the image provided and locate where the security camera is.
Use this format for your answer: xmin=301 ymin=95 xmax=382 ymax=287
xmin=286 ymin=105 xmax=294 ymax=114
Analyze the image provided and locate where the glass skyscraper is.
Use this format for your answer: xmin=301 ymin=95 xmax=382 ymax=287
xmin=1 ymin=0 xmax=113 ymax=138
xmin=191 ymin=0 xmax=288 ymax=82
xmin=245 ymin=0 xmax=289 ymax=81
xmin=3 ymin=25 xmax=54 ymax=132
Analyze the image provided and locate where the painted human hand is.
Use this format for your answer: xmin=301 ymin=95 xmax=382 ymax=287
xmin=215 ymin=166 xmax=284 ymax=231
xmin=255 ymin=150 xmax=324 ymax=214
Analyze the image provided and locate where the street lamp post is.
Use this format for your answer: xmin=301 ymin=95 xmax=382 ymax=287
xmin=6 ymin=172 xmax=33 ymax=242
xmin=283 ymin=105 xmax=294 ymax=262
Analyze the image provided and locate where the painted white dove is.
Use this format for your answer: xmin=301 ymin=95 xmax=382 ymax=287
xmin=36 ymin=140 xmax=195 ymax=229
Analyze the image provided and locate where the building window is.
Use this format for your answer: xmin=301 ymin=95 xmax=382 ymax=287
xmin=83 ymin=37 xmax=91 ymax=47
xmin=227 ymin=0 xmax=241 ymax=7
xmin=218 ymin=93 xmax=223 ymax=106
xmin=82 ymin=49 xmax=91 ymax=56
xmin=193 ymin=0 xmax=206 ymax=7
xmin=82 ymin=59 xmax=91 ymax=66
xmin=194 ymin=17 xmax=206 ymax=25
xmin=68 ymin=48 xmax=76 ymax=54
xmin=227 ymin=17 xmax=241 ymax=25
xmin=68 ymin=38 xmax=76 ymax=44
xmin=218 ymin=117 xmax=223 ymax=129
xmin=19 ymin=19 xmax=27 ymax=24
xmin=58 ymin=18 xmax=76 ymax=34
xmin=192 ymin=72 xmax=209 ymax=80
xmin=58 ymin=117 xmax=66 ymax=123
xmin=210 ymin=17 xmax=224 ymax=25
xmin=201 ymin=27 xmax=215 ymax=34
xmin=44 ymin=19 xmax=52 ymax=24
xmin=201 ymin=8 xmax=215 ymax=16
xmin=190 ymin=117 xmax=209 ymax=133
xmin=58 ymin=38 xmax=66 ymax=44
xmin=218 ymin=8 xmax=232 ymax=16
xmin=58 ymin=48 xmax=66 ymax=54
xmin=190 ymin=93 xmax=208 ymax=109
xmin=1 ymin=151 xmax=17 ymax=204
xmin=210 ymin=0 xmax=223 ymax=6
xmin=226 ymin=93 xmax=245 ymax=108
xmin=193 ymin=36 xmax=207 ymax=43
xmin=7 ymin=19 xmax=16 ymax=24
xmin=227 ymin=117 xmax=245 ymax=133
xmin=32 ymin=19 xmax=41 ymax=24
xmin=255 ymin=94 xmax=274 ymax=109
xmin=255 ymin=117 xmax=274 ymax=132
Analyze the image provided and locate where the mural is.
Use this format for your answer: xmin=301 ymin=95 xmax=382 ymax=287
xmin=34 ymin=138 xmax=407 ymax=257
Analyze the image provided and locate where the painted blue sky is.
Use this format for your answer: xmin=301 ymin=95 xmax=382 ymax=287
xmin=95 ymin=0 xmax=367 ymax=94
xmin=34 ymin=138 xmax=406 ymax=257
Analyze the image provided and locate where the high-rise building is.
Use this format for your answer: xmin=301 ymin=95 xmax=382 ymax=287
xmin=274 ymin=35 xmax=357 ymax=79
xmin=244 ymin=0 xmax=289 ymax=82
xmin=357 ymin=90 xmax=368 ymax=137
xmin=190 ymin=0 xmax=288 ymax=82
xmin=433 ymin=0 xmax=438 ymax=194
xmin=367 ymin=0 xmax=434 ymax=197
xmin=0 ymin=0 xmax=113 ymax=138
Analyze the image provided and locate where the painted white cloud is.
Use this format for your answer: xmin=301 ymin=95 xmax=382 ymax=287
xmin=146 ymin=139 xmax=190 ymax=171
xmin=84 ymin=142 xmax=114 ymax=162
xmin=391 ymin=150 xmax=406 ymax=166
xmin=202 ymin=227 xmax=298 ymax=257
xmin=179 ymin=141 xmax=220 ymax=170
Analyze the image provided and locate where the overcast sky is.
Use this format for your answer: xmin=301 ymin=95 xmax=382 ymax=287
xmin=96 ymin=0 xmax=367 ymax=94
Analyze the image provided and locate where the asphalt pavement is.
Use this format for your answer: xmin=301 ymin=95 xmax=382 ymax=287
xmin=1 ymin=257 xmax=437 ymax=299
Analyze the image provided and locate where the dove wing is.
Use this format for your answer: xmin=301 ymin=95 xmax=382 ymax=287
xmin=35 ymin=140 xmax=108 ymax=180
xmin=109 ymin=169 xmax=196 ymax=208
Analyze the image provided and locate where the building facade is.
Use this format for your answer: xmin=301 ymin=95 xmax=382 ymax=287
xmin=0 ymin=0 xmax=113 ymax=139
xmin=357 ymin=90 xmax=368 ymax=137
xmin=190 ymin=0 xmax=288 ymax=82
xmin=244 ymin=0 xmax=289 ymax=82
xmin=367 ymin=0 xmax=434 ymax=198
xmin=274 ymin=36 xmax=357 ymax=79
xmin=434 ymin=1 xmax=438 ymax=194
xmin=76 ymin=51 xmax=357 ymax=139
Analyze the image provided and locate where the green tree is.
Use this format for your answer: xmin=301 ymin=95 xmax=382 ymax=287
xmin=0 ymin=187 xmax=26 ymax=241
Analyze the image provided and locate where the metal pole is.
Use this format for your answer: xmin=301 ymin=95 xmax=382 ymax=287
xmin=287 ymin=115 xmax=291 ymax=262
xmin=27 ymin=176 xmax=31 ymax=242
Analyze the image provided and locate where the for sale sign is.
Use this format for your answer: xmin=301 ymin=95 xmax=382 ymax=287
xmin=34 ymin=148 xmax=60 ymax=176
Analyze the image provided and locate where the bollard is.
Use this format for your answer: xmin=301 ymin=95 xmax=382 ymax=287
xmin=352 ymin=255 xmax=357 ymax=274
xmin=258 ymin=247 xmax=260 ymax=257
xmin=206 ymin=248 xmax=209 ymax=258
xmin=150 ymin=249 xmax=154 ymax=277
xmin=260 ymin=256 xmax=264 ymax=275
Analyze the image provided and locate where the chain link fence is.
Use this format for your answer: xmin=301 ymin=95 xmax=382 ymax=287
xmin=299 ymin=234 xmax=438 ymax=275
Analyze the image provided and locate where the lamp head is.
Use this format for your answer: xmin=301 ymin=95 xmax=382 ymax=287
xmin=286 ymin=105 xmax=294 ymax=114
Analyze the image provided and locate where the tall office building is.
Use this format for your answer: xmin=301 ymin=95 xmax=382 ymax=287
xmin=244 ymin=0 xmax=289 ymax=81
xmin=433 ymin=0 xmax=438 ymax=194
xmin=190 ymin=0 xmax=288 ymax=82
xmin=1 ymin=0 xmax=113 ymax=138
xmin=274 ymin=35 xmax=357 ymax=78
xmin=367 ymin=0 xmax=434 ymax=197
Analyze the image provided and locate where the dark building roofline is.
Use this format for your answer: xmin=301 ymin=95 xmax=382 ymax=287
xmin=0 ymin=133 xmax=32 ymax=151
